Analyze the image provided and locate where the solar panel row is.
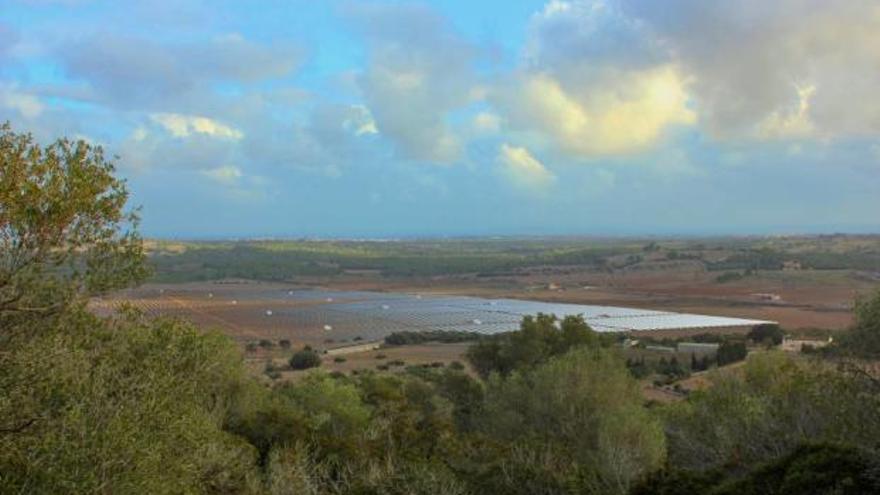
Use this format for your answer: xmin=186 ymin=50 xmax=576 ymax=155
xmin=268 ymin=290 xmax=773 ymax=336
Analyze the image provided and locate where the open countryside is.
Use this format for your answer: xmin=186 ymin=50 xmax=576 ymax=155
xmin=3 ymin=1 xmax=880 ymax=494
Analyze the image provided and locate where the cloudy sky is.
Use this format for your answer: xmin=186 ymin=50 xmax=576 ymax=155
xmin=2 ymin=0 xmax=879 ymax=237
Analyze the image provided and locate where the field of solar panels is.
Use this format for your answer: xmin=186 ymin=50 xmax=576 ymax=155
xmin=93 ymin=283 xmax=773 ymax=349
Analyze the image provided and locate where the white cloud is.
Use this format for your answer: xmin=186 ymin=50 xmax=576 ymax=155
xmin=200 ymin=165 xmax=242 ymax=185
xmin=757 ymin=83 xmax=816 ymax=139
xmin=348 ymin=3 xmax=478 ymax=163
xmin=343 ymin=104 xmax=378 ymax=136
xmin=472 ymin=111 xmax=501 ymax=133
xmin=493 ymin=0 xmax=694 ymax=158
xmin=498 ymin=143 xmax=556 ymax=192
xmin=150 ymin=113 xmax=243 ymax=140
xmin=0 ymin=84 xmax=44 ymax=118
xmin=498 ymin=66 xmax=694 ymax=156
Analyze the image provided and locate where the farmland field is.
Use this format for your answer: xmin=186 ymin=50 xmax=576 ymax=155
xmin=96 ymin=235 xmax=880 ymax=357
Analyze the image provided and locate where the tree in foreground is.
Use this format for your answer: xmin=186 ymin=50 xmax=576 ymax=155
xmin=0 ymin=124 xmax=258 ymax=493
xmin=834 ymin=288 xmax=880 ymax=359
xmin=661 ymin=352 xmax=880 ymax=475
xmin=466 ymin=313 xmax=602 ymax=378
xmin=0 ymin=123 xmax=147 ymax=342
xmin=474 ymin=348 xmax=666 ymax=494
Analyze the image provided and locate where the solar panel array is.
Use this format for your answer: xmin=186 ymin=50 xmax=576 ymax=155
xmin=271 ymin=290 xmax=773 ymax=337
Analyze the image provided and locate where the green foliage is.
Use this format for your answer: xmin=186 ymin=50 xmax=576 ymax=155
xmin=833 ymin=288 xmax=880 ymax=358
xmin=707 ymin=248 xmax=787 ymax=272
xmin=0 ymin=123 xmax=148 ymax=342
xmin=476 ymin=348 xmax=666 ymax=494
xmin=385 ymin=329 xmax=483 ymax=345
xmin=716 ymin=341 xmax=748 ymax=366
xmin=715 ymin=271 xmax=745 ymax=283
xmin=466 ymin=313 xmax=602 ymax=378
xmin=289 ymin=347 xmax=322 ymax=370
xmin=0 ymin=311 xmax=259 ymax=493
xmin=748 ymin=324 xmax=785 ymax=346
xmin=633 ymin=443 xmax=880 ymax=495
xmin=661 ymin=352 xmax=880 ymax=474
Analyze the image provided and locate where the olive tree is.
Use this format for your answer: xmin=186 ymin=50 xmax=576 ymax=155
xmin=0 ymin=125 xmax=260 ymax=493
xmin=0 ymin=123 xmax=147 ymax=340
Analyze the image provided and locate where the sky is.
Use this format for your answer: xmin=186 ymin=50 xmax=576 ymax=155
xmin=1 ymin=0 xmax=879 ymax=238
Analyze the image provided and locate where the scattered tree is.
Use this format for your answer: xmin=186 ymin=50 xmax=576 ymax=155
xmin=289 ymin=347 xmax=322 ymax=370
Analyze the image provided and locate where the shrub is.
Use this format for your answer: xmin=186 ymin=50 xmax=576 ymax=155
xmin=832 ymin=288 xmax=880 ymax=358
xmin=245 ymin=342 xmax=258 ymax=352
xmin=467 ymin=313 xmax=601 ymax=378
xmin=748 ymin=324 xmax=784 ymax=346
xmin=716 ymin=341 xmax=748 ymax=366
xmin=388 ymin=360 xmax=405 ymax=367
xmin=715 ymin=271 xmax=744 ymax=283
xmin=448 ymin=361 xmax=465 ymax=371
xmin=385 ymin=330 xmax=483 ymax=345
xmin=333 ymin=356 xmax=347 ymax=363
xmin=278 ymin=339 xmax=291 ymax=349
xmin=374 ymin=353 xmax=387 ymax=360
xmin=289 ymin=348 xmax=322 ymax=370
xmin=376 ymin=364 xmax=389 ymax=371
xmin=259 ymin=339 xmax=274 ymax=349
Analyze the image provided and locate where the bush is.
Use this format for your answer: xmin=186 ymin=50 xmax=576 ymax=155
xmin=289 ymin=348 xmax=322 ymax=370
xmin=661 ymin=352 xmax=880 ymax=474
xmin=832 ymin=288 xmax=880 ymax=358
xmin=264 ymin=366 xmax=281 ymax=380
xmin=385 ymin=330 xmax=483 ymax=345
xmin=278 ymin=339 xmax=291 ymax=349
xmin=374 ymin=353 xmax=387 ymax=360
xmin=479 ymin=348 xmax=665 ymax=493
xmin=716 ymin=341 xmax=748 ymax=366
xmin=259 ymin=339 xmax=275 ymax=349
xmin=748 ymin=324 xmax=784 ymax=346
xmin=448 ymin=361 xmax=465 ymax=371
xmin=245 ymin=341 xmax=259 ymax=352
xmin=333 ymin=356 xmax=347 ymax=363
xmin=467 ymin=313 xmax=602 ymax=378
xmin=715 ymin=271 xmax=744 ymax=283
xmin=635 ymin=443 xmax=880 ymax=495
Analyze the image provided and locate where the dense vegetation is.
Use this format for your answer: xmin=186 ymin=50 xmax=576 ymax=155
xmin=3 ymin=125 xmax=880 ymax=493
xmin=148 ymin=234 xmax=880 ymax=282
xmin=385 ymin=329 xmax=484 ymax=345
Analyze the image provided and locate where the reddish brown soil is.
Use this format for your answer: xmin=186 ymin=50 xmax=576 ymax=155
xmin=94 ymin=268 xmax=876 ymax=352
